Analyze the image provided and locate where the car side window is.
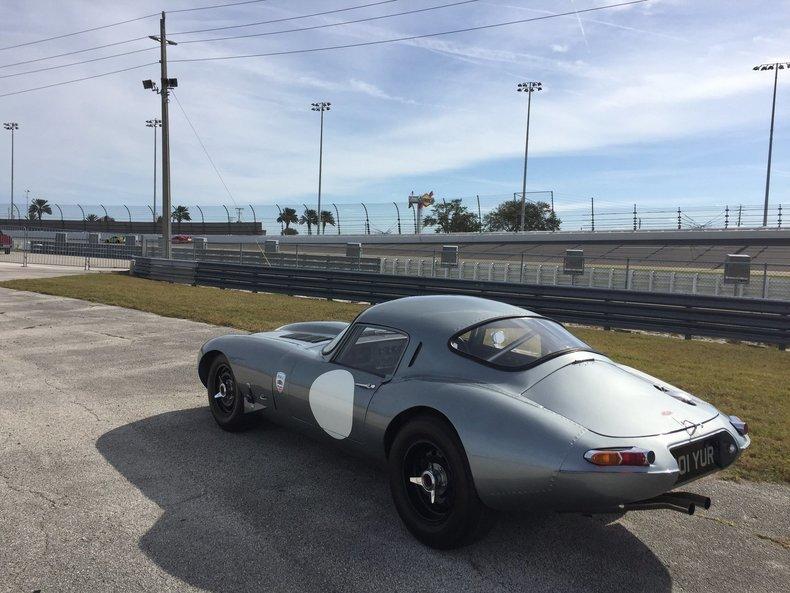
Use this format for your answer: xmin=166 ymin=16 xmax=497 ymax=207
xmin=334 ymin=325 xmax=409 ymax=377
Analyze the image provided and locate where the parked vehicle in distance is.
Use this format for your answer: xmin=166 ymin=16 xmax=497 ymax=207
xmin=103 ymin=235 xmax=124 ymax=244
xmin=0 ymin=230 xmax=12 ymax=254
xmin=171 ymin=234 xmax=192 ymax=244
xmin=196 ymin=295 xmax=750 ymax=549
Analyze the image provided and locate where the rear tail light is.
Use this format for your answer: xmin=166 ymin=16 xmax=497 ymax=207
xmin=729 ymin=415 xmax=748 ymax=436
xmin=585 ymin=447 xmax=655 ymax=467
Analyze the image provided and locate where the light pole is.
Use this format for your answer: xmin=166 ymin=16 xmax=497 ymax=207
xmin=311 ymin=101 xmax=331 ymax=235
xmin=3 ymin=122 xmax=18 ymax=221
xmin=145 ymin=118 xmax=161 ymax=224
xmin=753 ymin=62 xmax=788 ymax=227
xmin=516 ymin=82 xmax=542 ymax=232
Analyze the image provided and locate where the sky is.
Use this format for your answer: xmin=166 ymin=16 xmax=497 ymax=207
xmin=0 ymin=0 xmax=789 ymax=227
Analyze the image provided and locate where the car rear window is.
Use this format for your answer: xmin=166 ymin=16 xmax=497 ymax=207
xmin=449 ymin=317 xmax=589 ymax=369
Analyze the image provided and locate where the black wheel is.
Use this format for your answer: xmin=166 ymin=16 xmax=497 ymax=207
xmin=388 ymin=415 xmax=495 ymax=549
xmin=207 ymin=355 xmax=248 ymax=432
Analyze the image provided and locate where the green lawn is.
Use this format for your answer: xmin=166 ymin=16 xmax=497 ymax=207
xmin=2 ymin=272 xmax=787 ymax=483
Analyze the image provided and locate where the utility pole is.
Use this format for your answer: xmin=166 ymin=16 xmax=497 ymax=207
xmin=516 ymin=82 xmax=542 ymax=232
xmin=3 ymin=122 xmax=18 ymax=221
xmin=145 ymin=118 xmax=161 ymax=224
xmin=143 ymin=12 xmax=177 ymax=258
xmin=311 ymin=101 xmax=330 ymax=234
xmin=753 ymin=61 xmax=788 ymax=226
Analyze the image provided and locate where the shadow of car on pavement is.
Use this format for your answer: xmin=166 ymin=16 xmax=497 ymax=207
xmin=96 ymin=406 xmax=672 ymax=593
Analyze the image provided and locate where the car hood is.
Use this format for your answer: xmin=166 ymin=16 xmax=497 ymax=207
xmin=521 ymin=358 xmax=719 ymax=438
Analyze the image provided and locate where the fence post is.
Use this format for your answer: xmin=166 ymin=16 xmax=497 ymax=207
xmin=633 ymin=204 xmax=637 ymax=231
xmin=519 ymin=252 xmax=525 ymax=283
xmin=333 ymin=203 xmax=341 ymax=235
xmin=100 ymin=204 xmax=109 ymax=231
xmin=54 ymin=203 xmax=64 ymax=228
xmin=222 ymin=205 xmax=231 ymax=234
xmin=124 ymin=204 xmax=132 ymax=233
xmin=779 ymin=204 xmax=783 ymax=228
xmin=477 ymin=195 xmax=482 ymax=232
xmin=239 ymin=242 xmax=243 ymax=264
xmin=77 ymin=204 xmax=86 ymax=232
xmin=677 ymin=207 xmax=681 ymax=230
xmin=624 ymin=258 xmax=630 ymax=289
xmin=361 ymin=202 xmax=370 ymax=235
xmin=196 ymin=205 xmax=205 ymax=234
xmin=590 ymin=197 xmax=595 ymax=232
xmin=392 ymin=202 xmax=401 ymax=235
xmin=724 ymin=205 xmax=729 ymax=229
xmin=295 ymin=243 xmax=299 ymax=268
xmin=737 ymin=205 xmax=742 ymax=227
xmin=249 ymin=204 xmax=256 ymax=228
xmin=275 ymin=204 xmax=283 ymax=234
xmin=431 ymin=249 xmax=436 ymax=277
xmin=762 ymin=263 xmax=769 ymax=298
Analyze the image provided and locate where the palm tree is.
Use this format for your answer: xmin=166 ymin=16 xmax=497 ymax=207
xmin=28 ymin=198 xmax=52 ymax=220
xmin=277 ymin=207 xmax=298 ymax=234
xmin=171 ymin=205 xmax=191 ymax=232
xmin=320 ymin=210 xmax=335 ymax=234
xmin=85 ymin=213 xmax=99 ymax=222
xmin=300 ymin=208 xmax=319 ymax=235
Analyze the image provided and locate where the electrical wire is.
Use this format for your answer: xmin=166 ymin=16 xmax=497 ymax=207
xmin=0 ymin=62 xmax=157 ymax=98
xmin=0 ymin=13 xmax=158 ymax=52
xmin=178 ymin=0 xmax=482 ymax=45
xmin=171 ymin=90 xmax=238 ymax=208
xmin=0 ymin=47 xmax=157 ymax=80
xmin=0 ymin=37 xmax=150 ymax=70
xmin=169 ymin=0 xmax=271 ymax=13
xmin=170 ymin=0 xmax=399 ymax=35
xmin=0 ymin=0 xmax=479 ymax=79
xmin=0 ymin=0 xmax=398 ymax=69
xmin=171 ymin=0 xmax=649 ymax=63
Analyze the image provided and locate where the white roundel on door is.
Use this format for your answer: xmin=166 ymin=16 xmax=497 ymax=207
xmin=309 ymin=369 xmax=355 ymax=439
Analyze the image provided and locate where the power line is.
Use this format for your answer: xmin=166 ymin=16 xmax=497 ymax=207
xmin=0 ymin=13 xmax=158 ymax=52
xmin=171 ymin=0 xmax=399 ymax=35
xmin=172 ymin=0 xmax=649 ymax=63
xmin=171 ymin=90 xmax=238 ymax=208
xmin=178 ymin=0 xmax=482 ymax=45
xmin=0 ymin=47 xmax=156 ymax=80
xmin=0 ymin=62 xmax=157 ymax=98
xmin=0 ymin=37 xmax=150 ymax=70
xmin=0 ymin=0 xmax=398 ymax=70
xmin=1 ymin=0 xmax=479 ymax=80
xmin=169 ymin=0 xmax=271 ymax=14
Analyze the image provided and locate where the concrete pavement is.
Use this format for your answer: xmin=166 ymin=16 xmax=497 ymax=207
xmin=0 ymin=287 xmax=787 ymax=593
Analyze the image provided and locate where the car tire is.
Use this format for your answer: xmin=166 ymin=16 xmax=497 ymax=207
xmin=388 ymin=415 xmax=495 ymax=549
xmin=207 ymin=355 xmax=250 ymax=432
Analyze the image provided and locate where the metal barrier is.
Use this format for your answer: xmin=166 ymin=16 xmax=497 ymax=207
xmin=131 ymin=257 xmax=790 ymax=348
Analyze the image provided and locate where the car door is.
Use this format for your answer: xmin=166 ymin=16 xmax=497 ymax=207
xmin=288 ymin=324 xmax=409 ymax=443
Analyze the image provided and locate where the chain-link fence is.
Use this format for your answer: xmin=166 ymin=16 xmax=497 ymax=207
xmin=1 ymin=196 xmax=784 ymax=236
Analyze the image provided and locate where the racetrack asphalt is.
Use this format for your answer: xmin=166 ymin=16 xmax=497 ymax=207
xmin=1 ymin=286 xmax=788 ymax=593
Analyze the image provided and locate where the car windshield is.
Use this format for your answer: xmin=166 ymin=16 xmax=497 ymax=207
xmin=449 ymin=317 xmax=589 ymax=369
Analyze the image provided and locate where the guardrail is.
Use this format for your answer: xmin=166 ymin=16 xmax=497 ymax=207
xmin=131 ymin=257 xmax=790 ymax=348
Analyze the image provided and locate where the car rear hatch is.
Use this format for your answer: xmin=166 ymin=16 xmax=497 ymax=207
xmin=522 ymin=358 xmax=718 ymax=438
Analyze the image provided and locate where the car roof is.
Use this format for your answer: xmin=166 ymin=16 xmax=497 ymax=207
xmin=356 ymin=295 xmax=534 ymax=337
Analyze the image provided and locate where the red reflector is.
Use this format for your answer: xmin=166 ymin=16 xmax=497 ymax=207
xmin=585 ymin=448 xmax=653 ymax=467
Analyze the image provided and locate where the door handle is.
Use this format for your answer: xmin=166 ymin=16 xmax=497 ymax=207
xmin=355 ymin=382 xmax=376 ymax=390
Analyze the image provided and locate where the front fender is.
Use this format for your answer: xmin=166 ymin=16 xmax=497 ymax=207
xmin=365 ymin=379 xmax=586 ymax=511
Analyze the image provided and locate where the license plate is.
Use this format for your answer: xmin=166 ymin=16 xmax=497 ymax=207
xmin=671 ymin=435 xmax=725 ymax=484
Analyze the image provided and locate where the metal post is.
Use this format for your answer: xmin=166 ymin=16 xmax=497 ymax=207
xmin=633 ymin=204 xmax=637 ymax=231
xmin=476 ymin=194 xmax=482 ymax=232
xmin=724 ymin=205 xmax=729 ymax=229
xmin=249 ymin=203 xmax=256 ymax=228
xmin=590 ymin=197 xmax=595 ymax=232
xmin=275 ymin=204 xmax=283 ymax=233
xmin=3 ymin=123 xmax=17 ymax=221
xmin=123 ymin=204 xmax=132 ymax=232
xmin=519 ymin=88 xmax=534 ymax=232
xmin=54 ymin=203 xmax=64 ymax=228
xmin=737 ymin=205 xmax=743 ymax=227
xmin=677 ymin=207 xmax=681 ymax=230
xmin=77 ymin=204 xmax=86 ymax=232
xmin=519 ymin=251 xmax=525 ymax=283
xmin=624 ymin=257 xmax=630 ymax=289
xmin=222 ymin=204 xmax=231 ymax=234
xmin=195 ymin=205 xmax=205 ymax=234
xmin=100 ymin=204 xmax=109 ymax=231
xmin=393 ymin=202 xmax=401 ymax=234
xmin=159 ymin=11 xmax=173 ymax=258
xmin=317 ymin=108 xmax=324 ymax=234
xmin=762 ymin=263 xmax=769 ymax=298
xmin=779 ymin=204 xmax=783 ymax=228
xmin=361 ymin=202 xmax=370 ymax=235
xmin=333 ymin=203 xmax=340 ymax=235
xmin=147 ymin=205 xmax=155 ymax=232
xmin=762 ymin=65 xmax=780 ymax=227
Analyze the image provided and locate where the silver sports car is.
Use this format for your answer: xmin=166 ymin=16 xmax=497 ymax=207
xmin=197 ymin=295 xmax=750 ymax=549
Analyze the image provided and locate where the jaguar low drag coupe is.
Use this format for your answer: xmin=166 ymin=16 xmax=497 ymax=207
xmin=197 ymin=295 xmax=750 ymax=549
